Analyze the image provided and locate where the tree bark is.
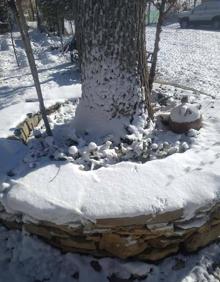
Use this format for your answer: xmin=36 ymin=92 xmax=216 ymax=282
xmin=9 ymin=0 xmax=52 ymax=136
xmin=29 ymin=0 xmax=35 ymax=21
xmin=9 ymin=20 xmax=19 ymax=67
xmin=35 ymin=0 xmax=43 ymax=32
xmin=74 ymin=0 xmax=152 ymax=139
xmin=194 ymin=0 xmax=197 ymax=8
xmin=147 ymin=2 xmax=151 ymax=26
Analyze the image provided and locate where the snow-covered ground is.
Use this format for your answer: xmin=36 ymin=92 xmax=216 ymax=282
xmin=0 ymin=27 xmax=81 ymax=138
xmin=1 ymin=23 xmax=220 ymax=281
xmin=1 ymin=225 xmax=220 ymax=282
xmin=146 ymin=23 xmax=220 ymax=98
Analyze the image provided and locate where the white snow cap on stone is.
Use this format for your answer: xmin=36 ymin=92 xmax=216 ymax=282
xmin=68 ymin=146 xmax=78 ymax=156
xmin=88 ymin=142 xmax=98 ymax=152
xmin=170 ymin=103 xmax=201 ymax=123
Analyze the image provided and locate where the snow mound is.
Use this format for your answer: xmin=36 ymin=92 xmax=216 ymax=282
xmin=170 ymin=103 xmax=201 ymax=123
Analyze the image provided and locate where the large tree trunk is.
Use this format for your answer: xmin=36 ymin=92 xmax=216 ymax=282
xmin=74 ymin=0 xmax=152 ymax=140
xmin=29 ymin=0 xmax=35 ymax=21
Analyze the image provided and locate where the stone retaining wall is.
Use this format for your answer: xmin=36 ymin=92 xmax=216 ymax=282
xmin=1 ymin=202 xmax=220 ymax=261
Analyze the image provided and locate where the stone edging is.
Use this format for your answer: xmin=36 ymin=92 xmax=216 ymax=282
xmin=7 ymin=103 xmax=61 ymax=143
xmin=1 ymin=202 xmax=220 ymax=261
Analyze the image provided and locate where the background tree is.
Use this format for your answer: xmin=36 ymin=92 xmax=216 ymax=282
xmin=148 ymin=0 xmax=177 ymax=93
xmin=74 ymin=0 xmax=153 ymax=140
xmin=0 ymin=0 xmax=9 ymax=22
xmin=36 ymin=0 xmax=75 ymax=34
xmin=9 ymin=17 xmax=20 ymax=67
xmin=8 ymin=0 xmax=52 ymax=136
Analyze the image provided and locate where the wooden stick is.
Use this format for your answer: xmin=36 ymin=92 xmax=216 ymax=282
xmin=9 ymin=0 xmax=52 ymax=136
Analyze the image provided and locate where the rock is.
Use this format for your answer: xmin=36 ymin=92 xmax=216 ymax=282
xmin=2 ymin=203 xmax=220 ymax=262
xmin=100 ymin=234 xmax=147 ymax=259
xmin=147 ymin=223 xmax=174 ymax=235
xmin=180 ymin=142 xmax=189 ymax=152
xmin=167 ymin=146 xmax=178 ymax=155
xmin=151 ymin=143 xmax=158 ymax=151
xmin=1 ymin=182 xmax=10 ymax=191
xmin=210 ymin=219 xmax=220 ymax=226
xmin=148 ymin=237 xmax=178 ymax=248
xmin=24 ymin=223 xmax=52 ymax=240
xmin=159 ymin=112 xmax=170 ymax=126
xmin=156 ymin=151 xmax=167 ymax=158
xmin=163 ymin=142 xmax=170 ymax=149
xmin=59 ymin=238 xmax=96 ymax=251
xmin=211 ymin=206 xmax=220 ymax=220
xmin=169 ymin=103 xmax=202 ymax=133
xmin=54 ymin=150 xmax=66 ymax=160
xmin=68 ymin=146 xmax=79 ymax=157
xmin=138 ymin=244 xmax=179 ymax=261
xmin=185 ymin=222 xmax=220 ymax=252
xmin=187 ymin=129 xmax=199 ymax=138
xmin=22 ymin=122 xmax=31 ymax=140
xmin=96 ymin=215 xmax=152 ymax=227
xmin=181 ymin=95 xmax=189 ymax=104
xmin=175 ymin=141 xmax=181 ymax=146
xmin=146 ymin=209 xmax=184 ymax=224
xmin=88 ymin=142 xmax=98 ymax=152
xmin=102 ymin=149 xmax=118 ymax=159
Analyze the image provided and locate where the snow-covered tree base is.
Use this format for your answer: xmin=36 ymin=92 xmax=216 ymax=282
xmin=74 ymin=0 xmax=151 ymax=140
xmin=20 ymin=84 xmax=201 ymax=172
xmin=73 ymin=55 xmax=149 ymax=141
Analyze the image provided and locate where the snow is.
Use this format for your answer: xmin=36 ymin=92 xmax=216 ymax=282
xmin=1 ymin=22 xmax=220 ymax=280
xmin=2 ymin=122 xmax=220 ymax=223
xmin=170 ymin=103 xmax=201 ymax=123
xmin=68 ymin=145 xmax=78 ymax=156
xmin=73 ymin=53 xmax=147 ymax=141
xmin=1 ymin=24 xmax=220 ymax=225
xmin=146 ymin=24 xmax=220 ymax=98
xmin=0 ymin=139 xmax=28 ymax=177
xmin=0 ymin=28 xmax=81 ymax=138
xmin=1 ymin=225 xmax=220 ymax=282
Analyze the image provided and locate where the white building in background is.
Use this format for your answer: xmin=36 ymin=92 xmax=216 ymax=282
xmin=177 ymin=0 xmax=202 ymax=9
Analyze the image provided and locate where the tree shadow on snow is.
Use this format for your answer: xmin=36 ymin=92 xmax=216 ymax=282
xmin=0 ymin=120 xmax=77 ymax=182
xmin=0 ymin=63 xmax=80 ymax=110
xmin=174 ymin=24 xmax=220 ymax=33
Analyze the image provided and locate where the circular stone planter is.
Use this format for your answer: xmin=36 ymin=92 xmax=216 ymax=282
xmin=1 ymin=85 xmax=218 ymax=262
